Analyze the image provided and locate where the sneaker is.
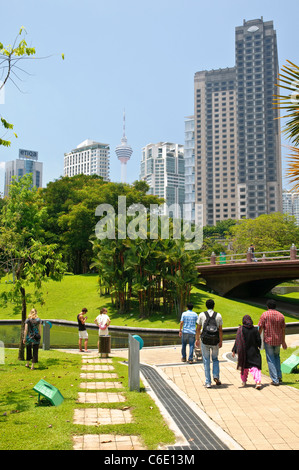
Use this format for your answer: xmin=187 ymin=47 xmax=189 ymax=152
xmin=182 ymin=358 xmax=186 ymax=362
xmin=188 ymin=359 xmax=193 ymax=364
xmin=204 ymin=383 xmax=211 ymax=388
xmin=214 ymin=377 xmax=221 ymax=386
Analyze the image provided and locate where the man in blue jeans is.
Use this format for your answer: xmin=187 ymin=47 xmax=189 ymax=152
xmin=195 ymin=299 xmax=223 ymax=388
xmin=179 ymin=303 xmax=198 ymax=364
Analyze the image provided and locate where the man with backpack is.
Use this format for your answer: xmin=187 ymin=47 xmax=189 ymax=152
xmin=195 ymin=299 xmax=223 ymax=388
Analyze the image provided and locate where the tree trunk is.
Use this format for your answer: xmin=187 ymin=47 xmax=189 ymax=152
xmin=18 ymin=287 xmax=26 ymax=361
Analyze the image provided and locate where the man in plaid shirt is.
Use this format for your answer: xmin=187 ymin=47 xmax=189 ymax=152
xmin=258 ymin=299 xmax=287 ymax=385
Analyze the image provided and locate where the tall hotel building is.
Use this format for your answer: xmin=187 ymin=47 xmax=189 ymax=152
xmin=194 ymin=18 xmax=282 ymax=225
xmin=64 ymin=139 xmax=110 ymax=181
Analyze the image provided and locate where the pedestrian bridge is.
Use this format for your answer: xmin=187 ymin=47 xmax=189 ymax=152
xmin=196 ymin=246 xmax=299 ymax=298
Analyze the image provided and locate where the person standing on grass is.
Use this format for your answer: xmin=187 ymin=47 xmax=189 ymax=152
xmin=258 ymin=299 xmax=287 ymax=386
xmin=23 ymin=308 xmax=42 ymax=370
xmin=195 ymin=299 xmax=223 ymax=388
xmin=232 ymin=315 xmax=262 ymax=389
xmin=77 ymin=308 xmax=89 ymax=352
xmin=94 ymin=307 xmax=111 ymax=349
xmin=179 ymin=303 xmax=198 ymax=364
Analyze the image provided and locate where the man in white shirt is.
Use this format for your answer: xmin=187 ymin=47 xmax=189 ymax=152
xmin=196 ymin=299 xmax=223 ymax=388
xmin=94 ymin=308 xmax=111 ymax=349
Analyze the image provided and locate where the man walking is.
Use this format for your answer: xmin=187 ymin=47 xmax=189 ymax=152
xmin=196 ymin=299 xmax=223 ymax=388
xmin=258 ymin=299 xmax=287 ymax=385
xmin=179 ymin=303 xmax=198 ymax=364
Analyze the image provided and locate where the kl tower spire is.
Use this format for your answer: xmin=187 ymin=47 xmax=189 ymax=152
xmin=115 ymin=110 xmax=133 ymax=183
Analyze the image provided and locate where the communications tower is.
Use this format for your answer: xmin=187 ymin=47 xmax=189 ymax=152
xmin=115 ymin=111 xmax=133 ymax=183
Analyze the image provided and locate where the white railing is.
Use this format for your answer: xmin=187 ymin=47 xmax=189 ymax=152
xmin=198 ymin=244 xmax=298 ymax=266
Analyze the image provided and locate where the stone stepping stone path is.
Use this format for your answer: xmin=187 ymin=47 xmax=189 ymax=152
xmin=73 ymin=407 xmax=133 ymax=425
xmin=80 ymin=372 xmax=118 ymax=380
xmin=73 ymin=434 xmax=145 ymax=451
xmin=77 ymin=392 xmax=126 ymax=403
xmin=82 ymin=358 xmax=113 ymax=364
xmin=80 ymin=382 xmax=123 ymax=390
xmin=73 ymin=353 xmax=146 ymax=450
xmin=81 ymin=365 xmax=114 ymax=371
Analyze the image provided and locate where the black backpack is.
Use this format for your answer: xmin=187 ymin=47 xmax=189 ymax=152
xmin=201 ymin=311 xmax=220 ymax=346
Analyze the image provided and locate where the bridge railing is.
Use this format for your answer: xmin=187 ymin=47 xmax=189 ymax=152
xmin=199 ymin=244 xmax=298 ymax=266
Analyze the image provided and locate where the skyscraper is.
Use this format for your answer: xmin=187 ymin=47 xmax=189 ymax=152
xmin=140 ymin=142 xmax=185 ymax=217
xmin=115 ymin=111 xmax=133 ymax=183
xmin=184 ymin=116 xmax=195 ymax=223
xmin=194 ymin=18 xmax=282 ymax=226
xmin=235 ymin=18 xmax=282 ymax=219
xmin=194 ymin=67 xmax=237 ymax=226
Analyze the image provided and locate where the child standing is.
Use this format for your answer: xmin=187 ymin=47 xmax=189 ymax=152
xmin=232 ymin=315 xmax=262 ymax=389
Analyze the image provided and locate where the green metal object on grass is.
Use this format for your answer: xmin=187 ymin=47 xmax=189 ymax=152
xmin=281 ymin=349 xmax=299 ymax=374
xmin=33 ymin=379 xmax=64 ymax=406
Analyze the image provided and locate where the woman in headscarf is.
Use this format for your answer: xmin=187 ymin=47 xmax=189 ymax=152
xmin=232 ymin=315 xmax=262 ymax=389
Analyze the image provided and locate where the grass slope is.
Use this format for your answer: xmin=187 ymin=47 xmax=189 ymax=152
xmin=0 ymin=274 xmax=298 ymax=328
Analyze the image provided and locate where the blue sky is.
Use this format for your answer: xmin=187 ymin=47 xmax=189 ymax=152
xmin=0 ymin=0 xmax=299 ymax=192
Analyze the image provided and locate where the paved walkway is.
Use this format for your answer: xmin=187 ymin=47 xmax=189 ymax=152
xmin=70 ymin=334 xmax=299 ymax=451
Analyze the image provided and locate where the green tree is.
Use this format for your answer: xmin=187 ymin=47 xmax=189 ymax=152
xmin=0 ymin=174 xmax=66 ymax=360
xmin=229 ymin=212 xmax=299 ymax=254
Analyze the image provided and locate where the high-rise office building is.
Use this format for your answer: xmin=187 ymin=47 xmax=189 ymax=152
xmin=194 ymin=18 xmax=282 ymax=225
xmin=184 ymin=116 xmax=195 ymax=223
xmin=140 ymin=142 xmax=185 ymax=217
xmin=64 ymin=139 xmax=110 ymax=181
xmin=235 ymin=18 xmax=282 ymax=219
xmin=194 ymin=68 xmax=238 ymax=226
xmin=4 ymin=149 xmax=43 ymax=196
xmin=283 ymin=191 xmax=299 ymax=226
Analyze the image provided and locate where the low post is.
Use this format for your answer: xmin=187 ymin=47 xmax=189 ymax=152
xmin=290 ymin=243 xmax=297 ymax=260
xmin=262 ymin=254 xmax=266 ymax=263
xmin=128 ymin=334 xmax=141 ymax=392
xmin=43 ymin=321 xmax=51 ymax=350
xmin=246 ymin=248 xmax=252 ymax=263
xmin=99 ymin=335 xmax=111 ymax=358
xmin=211 ymin=252 xmax=216 ymax=265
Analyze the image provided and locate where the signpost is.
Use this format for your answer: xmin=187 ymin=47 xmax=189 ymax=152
xmin=128 ymin=334 xmax=143 ymax=392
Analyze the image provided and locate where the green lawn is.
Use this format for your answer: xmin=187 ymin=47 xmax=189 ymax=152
xmin=0 ymin=274 xmax=298 ymax=329
xmin=0 ymin=349 xmax=175 ymax=450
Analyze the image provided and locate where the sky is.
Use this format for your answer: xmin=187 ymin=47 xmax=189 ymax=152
xmin=0 ymin=0 xmax=299 ymax=193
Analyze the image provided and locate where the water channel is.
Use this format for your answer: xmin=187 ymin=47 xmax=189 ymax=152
xmin=1 ymin=319 xmax=298 ymax=350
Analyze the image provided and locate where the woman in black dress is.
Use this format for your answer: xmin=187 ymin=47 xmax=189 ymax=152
xmin=232 ymin=315 xmax=262 ymax=389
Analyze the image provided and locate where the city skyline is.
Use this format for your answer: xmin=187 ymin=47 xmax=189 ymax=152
xmin=0 ymin=1 xmax=299 ymax=193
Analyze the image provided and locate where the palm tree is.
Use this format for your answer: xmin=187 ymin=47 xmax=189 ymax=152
xmin=274 ymin=60 xmax=299 ymax=190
